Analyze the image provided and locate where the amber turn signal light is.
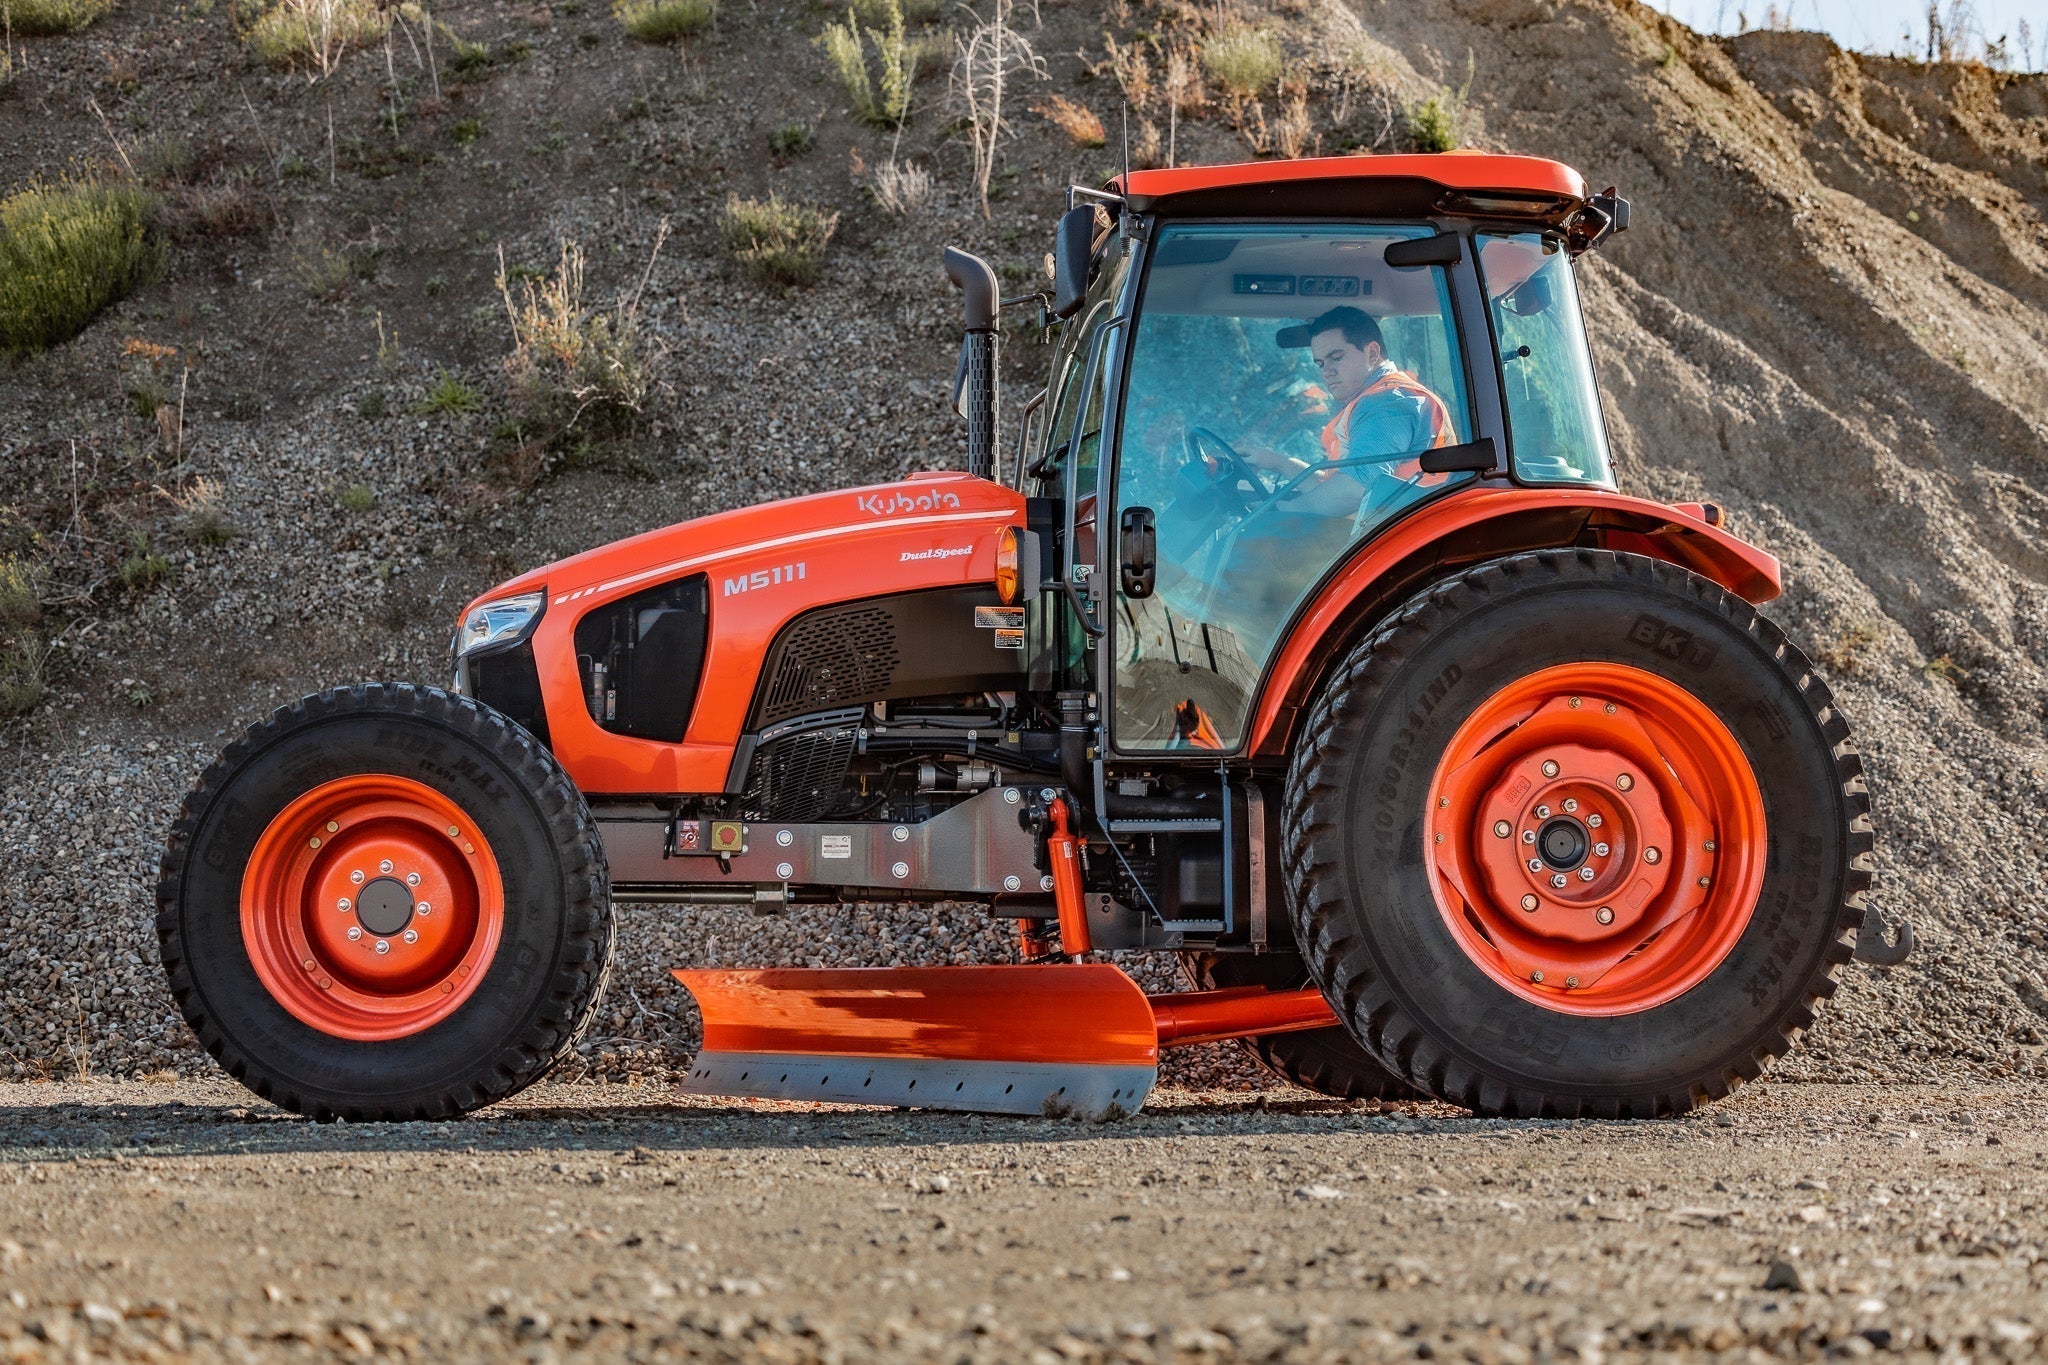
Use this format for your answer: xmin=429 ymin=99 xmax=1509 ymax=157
xmin=995 ymin=526 xmax=1023 ymax=605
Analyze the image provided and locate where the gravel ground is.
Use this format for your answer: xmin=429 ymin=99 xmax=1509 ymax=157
xmin=1 ymin=1078 xmax=2044 ymax=1361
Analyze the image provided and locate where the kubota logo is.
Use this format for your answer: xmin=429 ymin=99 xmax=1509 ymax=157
xmin=723 ymin=561 xmax=807 ymax=596
xmin=900 ymin=546 xmax=973 ymax=563
xmin=858 ymin=491 xmax=962 ymax=516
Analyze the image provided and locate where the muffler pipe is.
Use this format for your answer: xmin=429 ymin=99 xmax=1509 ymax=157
xmin=944 ymin=246 xmax=999 ymax=482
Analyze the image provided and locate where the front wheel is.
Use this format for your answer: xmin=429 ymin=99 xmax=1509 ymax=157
xmin=1285 ymin=550 xmax=1872 ymax=1118
xmin=157 ymin=684 xmax=613 ymax=1120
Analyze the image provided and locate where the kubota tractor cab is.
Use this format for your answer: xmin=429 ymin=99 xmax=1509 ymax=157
xmin=160 ymin=154 xmax=1901 ymax=1124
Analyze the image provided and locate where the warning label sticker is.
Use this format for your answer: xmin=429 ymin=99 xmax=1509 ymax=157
xmin=993 ymin=629 xmax=1025 ymax=650
xmin=820 ymin=834 xmax=853 ymax=860
xmin=974 ymin=605 xmax=1025 ymax=629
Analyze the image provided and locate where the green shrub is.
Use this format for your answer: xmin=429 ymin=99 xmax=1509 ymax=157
xmin=245 ymin=0 xmax=388 ymax=70
xmin=0 ymin=559 xmax=39 ymax=630
xmin=615 ymin=0 xmax=713 ymax=42
xmin=720 ymin=194 xmax=838 ymax=288
xmin=335 ymin=482 xmax=375 ymax=513
xmin=6 ymin=0 xmax=115 ymax=35
xmin=0 ymin=181 xmax=160 ymax=357
xmin=119 ymin=535 xmax=172 ymax=591
xmin=0 ymin=636 xmax=45 ymax=719
xmin=451 ymin=115 xmax=487 ymax=147
xmin=414 ymin=372 xmax=482 ymax=416
xmin=821 ymin=0 xmax=912 ymax=129
xmin=1202 ymin=24 xmax=1282 ymax=99
xmin=1404 ymin=89 xmax=1463 ymax=152
xmin=769 ymin=121 xmax=814 ymax=157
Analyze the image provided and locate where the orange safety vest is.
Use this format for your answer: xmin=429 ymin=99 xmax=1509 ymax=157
xmin=1318 ymin=368 xmax=1455 ymax=481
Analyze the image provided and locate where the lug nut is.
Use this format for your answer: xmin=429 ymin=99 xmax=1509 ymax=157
xmin=1595 ymin=906 xmax=1614 ymax=925
xmin=379 ymin=859 xmax=394 ymax=874
xmin=1541 ymin=760 xmax=1560 ymax=778
xmin=1594 ymin=842 xmax=1610 ymax=857
xmin=1698 ymin=876 xmax=1713 ymax=888
xmin=374 ymin=939 xmax=390 ymax=955
xmin=1550 ymin=873 xmax=1568 ymax=888
xmin=1567 ymin=697 xmax=1581 ymax=709
xmin=405 ymin=872 xmax=421 ymax=888
xmin=1578 ymin=867 xmax=1596 ymax=881
xmin=1439 ymin=797 xmax=1450 ymax=809
xmin=1604 ymin=702 xmax=1617 ymax=714
xmin=346 ymin=926 xmax=362 ymax=941
xmin=403 ymin=929 xmax=418 ymax=944
xmin=1565 ymin=976 xmax=1580 ymax=989
xmin=1587 ymin=813 xmax=1604 ymax=828
xmin=1534 ymin=804 xmax=1551 ymax=819
xmin=1522 ymin=829 xmax=1537 ymax=845
xmin=337 ymin=897 xmax=351 ymax=912
xmin=1531 ymin=970 xmax=1545 ymax=984
xmin=1562 ymin=798 xmax=1578 ymax=813
xmin=350 ymin=869 xmax=365 ymax=884
xmin=416 ymin=901 xmax=432 ymax=916
xmin=1704 ymin=840 xmax=1717 ymax=852
xmin=1520 ymin=894 xmax=1539 ymax=912
xmin=1528 ymin=858 xmax=1544 ymax=873
xmin=1644 ymin=847 xmax=1661 ymax=865
xmin=1616 ymin=774 xmax=1635 ymax=792
xmin=1494 ymin=820 xmax=1512 ymax=838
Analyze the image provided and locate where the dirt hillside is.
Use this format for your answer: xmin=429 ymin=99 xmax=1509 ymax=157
xmin=0 ymin=0 xmax=2044 ymax=1088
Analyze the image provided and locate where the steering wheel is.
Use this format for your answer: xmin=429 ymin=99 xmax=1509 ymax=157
xmin=1183 ymin=425 xmax=1278 ymax=503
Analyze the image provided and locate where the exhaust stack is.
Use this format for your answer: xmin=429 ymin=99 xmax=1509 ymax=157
xmin=943 ymin=246 xmax=999 ymax=482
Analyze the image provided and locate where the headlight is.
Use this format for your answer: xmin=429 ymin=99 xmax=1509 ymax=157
xmin=456 ymin=591 xmax=545 ymax=656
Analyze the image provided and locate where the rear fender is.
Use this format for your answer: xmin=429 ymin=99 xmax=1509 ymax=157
xmin=1246 ymin=487 xmax=1781 ymax=758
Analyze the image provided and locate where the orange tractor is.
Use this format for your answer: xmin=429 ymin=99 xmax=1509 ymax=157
xmin=159 ymin=154 xmax=1903 ymax=1123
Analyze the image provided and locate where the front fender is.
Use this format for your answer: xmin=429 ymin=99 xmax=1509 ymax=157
xmin=1246 ymin=487 xmax=1781 ymax=758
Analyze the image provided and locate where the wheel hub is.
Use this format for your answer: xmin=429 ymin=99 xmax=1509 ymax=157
xmin=1425 ymin=664 xmax=1766 ymax=1016
xmin=241 ymin=774 xmax=505 ymax=1042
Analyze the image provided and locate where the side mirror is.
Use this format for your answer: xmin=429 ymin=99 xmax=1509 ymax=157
xmin=1052 ymin=206 xmax=1095 ymax=319
xmin=1118 ymin=506 xmax=1156 ymax=598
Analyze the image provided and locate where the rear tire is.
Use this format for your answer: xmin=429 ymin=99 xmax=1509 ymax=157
xmin=1180 ymin=951 xmax=1415 ymax=1100
xmin=1284 ymin=550 xmax=1871 ymax=1118
xmin=157 ymin=684 xmax=613 ymax=1120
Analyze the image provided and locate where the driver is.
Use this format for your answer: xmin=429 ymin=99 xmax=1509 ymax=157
xmin=1244 ymin=305 xmax=1455 ymax=519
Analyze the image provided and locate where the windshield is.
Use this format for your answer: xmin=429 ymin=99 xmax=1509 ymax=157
xmin=1478 ymin=232 xmax=1614 ymax=487
xmin=1110 ymin=223 xmax=1476 ymax=752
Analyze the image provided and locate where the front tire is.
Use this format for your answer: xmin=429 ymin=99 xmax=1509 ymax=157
xmin=157 ymin=684 xmax=613 ymax=1120
xmin=1285 ymin=550 xmax=1872 ymax=1118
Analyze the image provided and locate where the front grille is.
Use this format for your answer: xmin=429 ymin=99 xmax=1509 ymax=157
xmin=740 ymin=726 xmax=859 ymax=821
xmin=758 ymin=606 xmax=900 ymax=726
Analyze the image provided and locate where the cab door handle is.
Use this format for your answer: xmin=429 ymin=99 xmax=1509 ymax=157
xmin=1119 ymin=506 xmax=1156 ymax=599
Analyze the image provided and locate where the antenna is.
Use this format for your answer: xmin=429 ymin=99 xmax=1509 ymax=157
xmin=1120 ymin=102 xmax=1132 ymax=190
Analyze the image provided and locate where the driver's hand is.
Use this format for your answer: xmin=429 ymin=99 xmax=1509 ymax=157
xmin=1239 ymin=442 xmax=1296 ymax=474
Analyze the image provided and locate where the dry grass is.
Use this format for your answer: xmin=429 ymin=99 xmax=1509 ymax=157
xmin=721 ymin=194 xmax=838 ymax=288
xmin=1034 ymin=94 xmax=1104 ymax=148
xmin=496 ymin=234 xmax=657 ymax=460
xmin=1098 ymin=36 xmax=1152 ymax=112
xmin=170 ymin=477 xmax=237 ymax=548
xmin=615 ymin=0 xmax=714 ymax=44
xmin=245 ymin=0 xmax=387 ymax=74
xmin=1202 ymin=23 xmax=1282 ymax=100
xmin=0 ymin=181 xmax=160 ymax=357
xmin=5 ymin=0 xmax=114 ymax=35
xmin=867 ymin=157 xmax=934 ymax=215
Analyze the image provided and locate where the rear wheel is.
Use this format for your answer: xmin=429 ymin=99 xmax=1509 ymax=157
xmin=158 ymin=684 xmax=612 ymax=1120
xmin=1285 ymin=550 xmax=1871 ymax=1118
xmin=1180 ymin=951 xmax=1415 ymax=1100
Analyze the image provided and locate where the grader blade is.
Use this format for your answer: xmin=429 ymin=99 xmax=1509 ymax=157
xmin=674 ymin=965 xmax=1160 ymax=1118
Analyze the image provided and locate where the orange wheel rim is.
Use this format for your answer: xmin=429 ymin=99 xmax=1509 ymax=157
xmin=1424 ymin=663 xmax=1766 ymax=1017
xmin=241 ymin=774 xmax=506 ymax=1042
